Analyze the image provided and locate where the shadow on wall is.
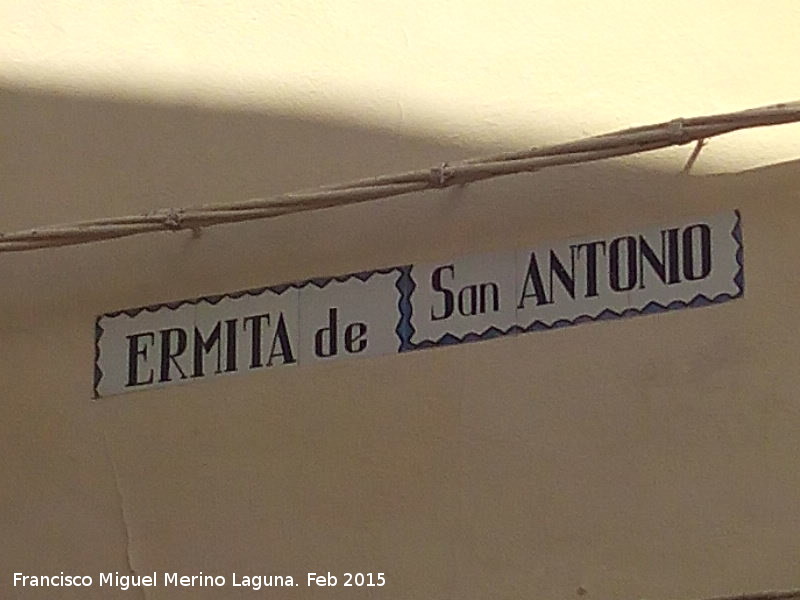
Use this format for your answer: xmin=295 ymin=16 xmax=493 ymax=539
xmin=1 ymin=84 xmax=716 ymax=325
xmin=4 ymin=84 xmax=800 ymax=600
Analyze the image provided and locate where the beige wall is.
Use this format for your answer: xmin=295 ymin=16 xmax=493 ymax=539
xmin=4 ymin=1 xmax=800 ymax=173
xmin=2 ymin=86 xmax=800 ymax=598
xmin=3 ymin=2 xmax=800 ymax=597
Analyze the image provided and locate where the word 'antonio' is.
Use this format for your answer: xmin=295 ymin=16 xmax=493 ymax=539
xmin=430 ymin=223 xmax=712 ymax=319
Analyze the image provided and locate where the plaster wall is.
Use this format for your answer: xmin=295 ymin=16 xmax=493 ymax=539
xmin=3 ymin=1 xmax=800 ymax=171
xmin=1 ymin=3 xmax=800 ymax=599
xmin=1 ymin=87 xmax=799 ymax=599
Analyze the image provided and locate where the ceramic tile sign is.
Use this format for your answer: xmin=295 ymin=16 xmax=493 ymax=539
xmin=94 ymin=269 xmax=406 ymax=398
xmin=95 ymin=210 xmax=743 ymax=397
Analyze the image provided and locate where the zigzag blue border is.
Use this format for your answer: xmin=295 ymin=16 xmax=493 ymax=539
xmin=405 ymin=211 xmax=745 ymax=350
xmin=394 ymin=265 xmax=416 ymax=351
xmin=93 ymin=318 xmax=103 ymax=399
xmin=102 ymin=266 xmax=402 ymax=318
xmin=410 ymin=291 xmax=744 ymax=349
xmin=732 ymin=209 xmax=744 ymax=294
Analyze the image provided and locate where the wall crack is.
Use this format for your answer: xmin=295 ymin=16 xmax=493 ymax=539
xmin=102 ymin=431 xmax=149 ymax=600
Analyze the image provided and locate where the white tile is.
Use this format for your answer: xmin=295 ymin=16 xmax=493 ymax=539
xmin=297 ymin=269 xmax=404 ymax=366
xmin=410 ymin=251 xmax=517 ymax=346
xmin=96 ymin=300 xmax=197 ymax=397
xmin=194 ymin=285 xmax=300 ymax=384
xmin=515 ymin=210 xmax=743 ymax=331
